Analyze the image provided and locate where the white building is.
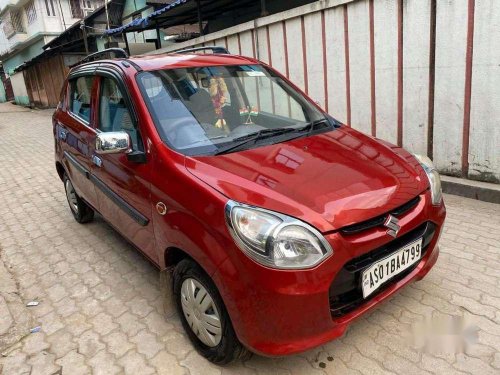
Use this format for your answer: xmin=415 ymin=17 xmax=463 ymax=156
xmin=0 ymin=0 xmax=103 ymax=103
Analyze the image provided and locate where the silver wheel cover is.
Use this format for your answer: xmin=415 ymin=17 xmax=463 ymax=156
xmin=65 ymin=179 xmax=78 ymax=213
xmin=180 ymin=278 xmax=222 ymax=347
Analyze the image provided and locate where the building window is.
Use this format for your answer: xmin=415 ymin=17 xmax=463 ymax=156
xmin=70 ymin=0 xmax=83 ymax=18
xmin=25 ymin=0 xmax=37 ymax=25
xmin=45 ymin=0 xmax=56 ymax=16
xmin=1 ymin=15 xmax=14 ymax=37
xmin=11 ymin=10 xmax=25 ymax=33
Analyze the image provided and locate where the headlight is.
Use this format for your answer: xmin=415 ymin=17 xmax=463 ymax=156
xmin=413 ymin=154 xmax=442 ymax=205
xmin=225 ymin=201 xmax=333 ymax=269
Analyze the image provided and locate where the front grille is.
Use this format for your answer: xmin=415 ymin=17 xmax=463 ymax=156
xmin=340 ymin=195 xmax=421 ymax=235
xmin=329 ymin=222 xmax=436 ymax=317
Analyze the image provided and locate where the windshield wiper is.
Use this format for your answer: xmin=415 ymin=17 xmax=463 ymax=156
xmin=274 ymin=118 xmax=335 ymax=143
xmin=214 ymin=127 xmax=296 ymax=155
xmin=213 ymin=118 xmax=338 ymax=156
xmin=299 ymin=118 xmax=332 ymax=135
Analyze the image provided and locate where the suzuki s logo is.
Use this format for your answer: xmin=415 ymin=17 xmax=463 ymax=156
xmin=384 ymin=215 xmax=400 ymax=238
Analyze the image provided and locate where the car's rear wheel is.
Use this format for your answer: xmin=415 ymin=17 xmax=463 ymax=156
xmin=63 ymin=174 xmax=94 ymax=223
xmin=173 ymin=259 xmax=251 ymax=364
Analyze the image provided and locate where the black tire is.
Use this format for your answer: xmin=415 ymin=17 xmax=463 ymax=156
xmin=173 ymin=259 xmax=251 ymax=364
xmin=63 ymin=174 xmax=94 ymax=223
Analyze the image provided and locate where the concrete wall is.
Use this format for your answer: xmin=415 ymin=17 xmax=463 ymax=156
xmin=1 ymin=38 xmax=46 ymax=75
xmin=10 ymin=71 xmax=28 ymax=105
xmin=468 ymin=0 xmax=500 ymax=183
xmin=0 ymin=81 xmax=6 ymax=102
xmin=152 ymin=0 xmax=500 ymax=184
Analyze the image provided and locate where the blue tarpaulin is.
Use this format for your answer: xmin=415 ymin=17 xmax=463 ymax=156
xmin=104 ymin=0 xmax=189 ymax=35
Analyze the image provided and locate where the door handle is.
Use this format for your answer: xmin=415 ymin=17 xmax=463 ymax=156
xmin=92 ymin=155 xmax=102 ymax=167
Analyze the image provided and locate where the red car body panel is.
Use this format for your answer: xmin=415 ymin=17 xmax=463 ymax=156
xmin=186 ymin=126 xmax=429 ymax=233
xmin=212 ymin=190 xmax=444 ymax=355
xmin=53 ymin=53 xmax=446 ymax=357
xmin=128 ymin=54 xmax=260 ymax=72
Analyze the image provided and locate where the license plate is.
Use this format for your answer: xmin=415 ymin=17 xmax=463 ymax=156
xmin=361 ymin=237 xmax=423 ymax=298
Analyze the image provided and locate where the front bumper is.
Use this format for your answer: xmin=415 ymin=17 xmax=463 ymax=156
xmin=212 ymin=191 xmax=446 ymax=356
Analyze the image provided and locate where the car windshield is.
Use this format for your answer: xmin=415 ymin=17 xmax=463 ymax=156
xmin=137 ymin=65 xmax=332 ymax=156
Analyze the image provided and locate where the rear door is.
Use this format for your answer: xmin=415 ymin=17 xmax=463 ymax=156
xmin=90 ymin=67 xmax=156 ymax=263
xmin=57 ymin=70 xmax=99 ymax=209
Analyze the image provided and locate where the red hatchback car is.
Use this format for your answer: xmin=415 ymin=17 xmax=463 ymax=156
xmin=53 ymin=47 xmax=445 ymax=364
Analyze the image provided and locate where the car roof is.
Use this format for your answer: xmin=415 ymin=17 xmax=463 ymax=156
xmin=110 ymin=53 xmax=260 ymax=72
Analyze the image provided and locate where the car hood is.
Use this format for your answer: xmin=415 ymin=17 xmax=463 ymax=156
xmin=185 ymin=127 xmax=428 ymax=233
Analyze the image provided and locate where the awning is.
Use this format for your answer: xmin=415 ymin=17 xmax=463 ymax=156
xmin=105 ymin=0 xmax=189 ymax=35
xmin=104 ymin=0 xmax=257 ymax=36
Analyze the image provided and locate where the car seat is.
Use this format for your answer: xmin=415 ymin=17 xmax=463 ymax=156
xmin=184 ymin=89 xmax=217 ymax=125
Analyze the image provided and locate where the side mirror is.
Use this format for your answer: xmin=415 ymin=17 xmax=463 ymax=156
xmin=95 ymin=131 xmax=131 ymax=154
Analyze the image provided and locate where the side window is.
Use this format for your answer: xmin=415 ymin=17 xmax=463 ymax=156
xmin=98 ymin=77 xmax=140 ymax=150
xmin=69 ymin=76 xmax=93 ymax=123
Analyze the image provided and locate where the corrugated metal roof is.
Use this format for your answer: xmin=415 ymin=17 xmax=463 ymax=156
xmin=105 ymin=0 xmax=189 ymax=35
xmin=104 ymin=0 xmax=257 ymax=36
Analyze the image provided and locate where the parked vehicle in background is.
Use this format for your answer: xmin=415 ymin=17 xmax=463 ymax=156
xmin=53 ymin=47 xmax=445 ymax=364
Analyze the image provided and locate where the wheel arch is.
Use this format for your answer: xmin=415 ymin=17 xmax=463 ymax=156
xmin=55 ymin=161 xmax=65 ymax=181
xmin=160 ymin=246 xmax=207 ymax=319
xmin=164 ymin=246 xmax=194 ymax=269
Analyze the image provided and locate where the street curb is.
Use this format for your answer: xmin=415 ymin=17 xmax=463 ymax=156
xmin=441 ymin=175 xmax=500 ymax=204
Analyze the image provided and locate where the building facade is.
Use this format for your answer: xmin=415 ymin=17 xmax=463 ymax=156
xmin=15 ymin=0 xmax=124 ymax=108
xmin=0 ymin=0 xmax=104 ymax=104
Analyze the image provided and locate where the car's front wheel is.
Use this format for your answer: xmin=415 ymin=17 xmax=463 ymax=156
xmin=173 ymin=259 xmax=251 ymax=364
xmin=63 ymin=174 xmax=94 ymax=223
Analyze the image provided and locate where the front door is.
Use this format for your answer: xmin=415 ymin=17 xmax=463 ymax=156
xmin=59 ymin=75 xmax=99 ymax=209
xmin=90 ymin=72 xmax=156 ymax=263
